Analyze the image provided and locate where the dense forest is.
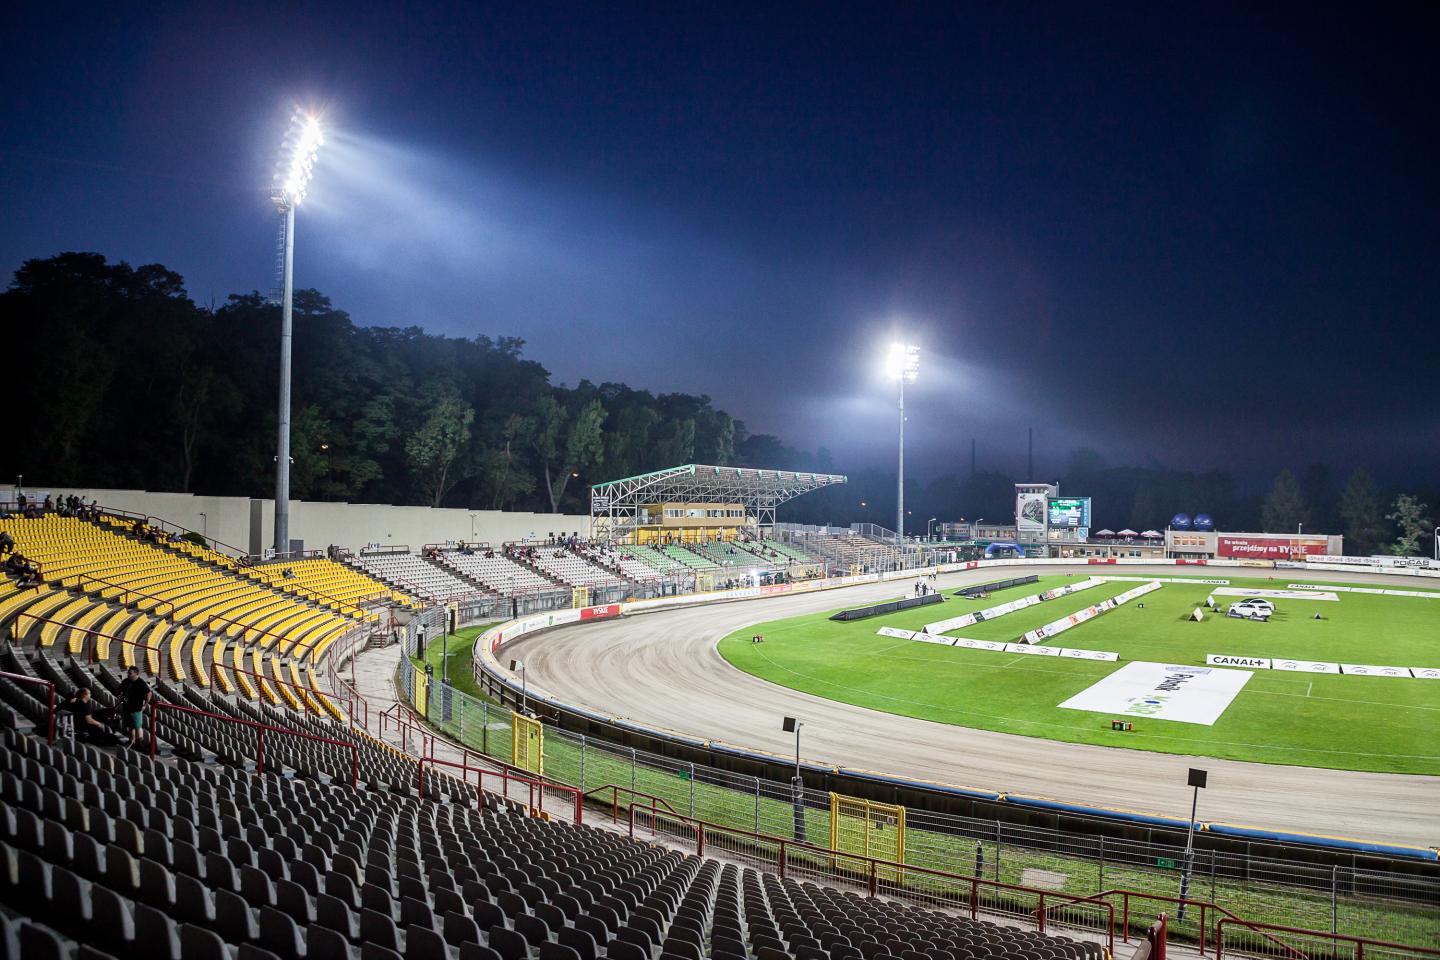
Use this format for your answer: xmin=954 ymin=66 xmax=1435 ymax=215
xmin=2 ymin=253 xmax=1433 ymax=555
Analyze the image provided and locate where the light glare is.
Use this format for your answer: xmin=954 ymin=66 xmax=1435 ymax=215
xmin=272 ymin=111 xmax=325 ymax=211
xmin=886 ymin=341 xmax=920 ymax=383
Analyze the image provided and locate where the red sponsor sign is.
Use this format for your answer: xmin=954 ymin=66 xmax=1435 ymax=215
xmin=1086 ymin=558 xmax=1116 ymax=564
xmin=1217 ymin=536 xmax=1327 ymax=559
xmin=1175 ymin=558 xmax=1208 ymax=565
xmin=578 ymin=604 xmax=621 ymax=621
xmin=760 ymin=583 xmax=794 ymax=597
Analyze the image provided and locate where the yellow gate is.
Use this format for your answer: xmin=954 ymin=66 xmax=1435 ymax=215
xmin=571 ymin=587 xmax=590 ymax=609
xmin=413 ymin=667 xmax=430 ymax=716
xmin=829 ymin=793 xmax=906 ymax=881
xmin=512 ymin=712 xmax=544 ymax=776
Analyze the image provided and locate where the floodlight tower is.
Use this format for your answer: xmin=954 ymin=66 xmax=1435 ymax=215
xmin=887 ymin=343 xmax=920 ymax=554
xmin=269 ymin=112 xmax=324 ymax=556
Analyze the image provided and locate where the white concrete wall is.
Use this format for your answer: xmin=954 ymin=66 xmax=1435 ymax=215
xmin=10 ymin=485 xmax=591 ymax=556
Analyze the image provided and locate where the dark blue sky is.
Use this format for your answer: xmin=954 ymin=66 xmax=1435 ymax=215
xmin=3 ymin=3 xmax=1436 ymax=486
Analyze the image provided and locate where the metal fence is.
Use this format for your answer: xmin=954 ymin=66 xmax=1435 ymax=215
xmin=392 ymin=656 xmax=1439 ymax=946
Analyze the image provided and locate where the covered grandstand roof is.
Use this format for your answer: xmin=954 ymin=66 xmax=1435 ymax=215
xmin=590 ymin=463 xmax=846 ymax=540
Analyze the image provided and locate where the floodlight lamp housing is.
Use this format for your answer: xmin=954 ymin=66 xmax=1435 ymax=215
xmin=886 ymin=342 xmax=920 ymax=383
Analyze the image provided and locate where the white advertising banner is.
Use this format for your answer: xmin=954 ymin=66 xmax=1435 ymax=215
xmin=1340 ymin=664 xmax=1415 ymax=678
xmin=1412 ymin=668 xmax=1440 ymax=679
xmin=876 ymin=627 xmax=916 ymax=640
xmin=911 ymin=632 xmax=956 ymax=646
xmin=1058 ymin=661 xmax=1252 ymax=726
xmin=1212 ymin=588 xmax=1339 ymax=601
xmin=1059 ymin=648 xmax=1121 ymax=662
xmin=1270 ymin=659 xmax=1340 ymax=674
xmin=952 ymin=638 xmax=1008 ymax=651
xmin=1004 ymin=643 xmax=1062 ymax=657
xmin=1206 ymin=654 xmax=1271 ymax=669
xmin=1022 ymin=580 xmax=1162 ymax=644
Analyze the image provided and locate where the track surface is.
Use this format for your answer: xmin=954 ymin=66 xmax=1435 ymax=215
xmin=506 ymin=565 xmax=1440 ymax=847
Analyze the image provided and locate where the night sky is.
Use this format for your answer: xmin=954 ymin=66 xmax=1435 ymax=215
xmin=3 ymin=3 xmax=1436 ymax=486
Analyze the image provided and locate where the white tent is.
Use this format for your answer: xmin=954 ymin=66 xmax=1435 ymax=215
xmin=1095 ymin=529 xmax=1115 ymax=537
xmin=1117 ymin=528 xmax=1139 ymax=537
xmin=1140 ymin=529 xmax=1162 ymax=538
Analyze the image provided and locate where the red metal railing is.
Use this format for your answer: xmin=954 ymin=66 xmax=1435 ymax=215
xmin=417 ymin=754 xmax=583 ymax=824
xmin=583 ymin=783 xmax=683 ymax=825
xmin=11 ymin=613 xmax=166 ymax=675
xmin=0 ymin=670 xmax=55 ymax=741
xmin=247 ymin=564 xmax=382 ymax=620
xmin=148 ymin=699 xmax=359 ymax=786
xmin=208 ymin=659 xmax=347 ymax=716
xmin=380 ymin=700 xmax=437 ymax=758
xmin=76 ymin=574 xmax=176 ymax=619
xmin=204 ymin=613 xmax=294 ymax=651
xmin=624 ymin=800 xmax=1116 ymax=953
xmin=1149 ymin=913 xmax=1168 ymax=960
xmin=1215 ymin=918 xmax=1440 ymax=960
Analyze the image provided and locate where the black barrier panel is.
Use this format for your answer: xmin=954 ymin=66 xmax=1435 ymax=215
xmin=829 ymin=591 xmax=944 ymax=621
xmin=957 ymin=575 xmax=1038 ymax=598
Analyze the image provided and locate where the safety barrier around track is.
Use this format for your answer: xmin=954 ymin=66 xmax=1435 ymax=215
xmin=469 ymin=558 xmax=1440 ymax=863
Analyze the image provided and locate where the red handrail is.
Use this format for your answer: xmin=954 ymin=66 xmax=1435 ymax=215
xmin=247 ymin=564 xmax=382 ymax=619
xmin=148 ymin=699 xmax=359 ymax=786
xmin=204 ymin=613 xmax=295 ymax=651
xmin=582 ymin=783 xmax=683 ymax=824
xmin=209 ymin=658 xmax=343 ymax=716
xmin=1215 ymin=918 xmax=1440 ymax=960
xmin=0 ymin=670 xmax=55 ymax=742
xmin=11 ymin=612 xmax=166 ymax=675
xmin=76 ymin=574 xmax=176 ymax=619
xmin=417 ymin=754 xmax=583 ymax=824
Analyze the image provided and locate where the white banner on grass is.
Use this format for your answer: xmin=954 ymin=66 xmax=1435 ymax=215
xmin=1060 ymin=648 xmax=1121 ymax=662
xmin=1412 ymin=668 xmax=1440 ymax=679
xmin=1206 ymin=654 xmax=1271 ymax=669
xmin=1058 ymin=661 xmax=1252 ymax=726
xmin=1211 ymin=588 xmax=1339 ymax=601
xmin=1004 ymin=643 xmax=1062 ymax=657
xmin=1022 ymin=580 xmax=1162 ymax=644
xmin=910 ymin=632 xmax=955 ymax=646
xmin=952 ymin=638 xmax=1008 ymax=651
xmin=1340 ymin=664 xmax=1414 ymax=678
xmin=1270 ymin=659 xmax=1340 ymax=674
xmin=924 ymin=578 xmax=1106 ymax=635
xmin=876 ymin=627 xmax=916 ymax=640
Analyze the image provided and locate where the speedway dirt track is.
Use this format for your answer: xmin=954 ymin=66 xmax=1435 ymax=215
xmin=503 ymin=565 xmax=1439 ymax=847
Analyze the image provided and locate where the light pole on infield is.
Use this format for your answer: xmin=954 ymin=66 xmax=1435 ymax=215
xmin=269 ymin=111 xmax=325 ymax=556
xmin=887 ymin=343 xmax=920 ymax=554
xmin=1177 ymin=767 xmax=1207 ymax=920
xmin=782 ymin=716 xmax=806 ymax=841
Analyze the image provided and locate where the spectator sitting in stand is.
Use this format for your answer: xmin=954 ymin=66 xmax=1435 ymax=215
xmin=0 ymin=530 xmax=14 ymax=557
xmin=60 ymin=688 xmax=122 ymax=745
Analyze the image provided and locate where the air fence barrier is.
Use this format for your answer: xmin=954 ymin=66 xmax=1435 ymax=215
xmin=391 ymin=656 xmax=1440 ymax=948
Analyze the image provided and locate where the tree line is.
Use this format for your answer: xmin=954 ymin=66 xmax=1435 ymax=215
xmin=2 ymin=252 xmax=1433 ymax=556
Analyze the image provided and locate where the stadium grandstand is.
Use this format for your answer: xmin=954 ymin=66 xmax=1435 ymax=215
xmin=0 ymin=501 xmax=1122 ymax=960
xmin=1 ymin=497 xmax=1436 ymax=960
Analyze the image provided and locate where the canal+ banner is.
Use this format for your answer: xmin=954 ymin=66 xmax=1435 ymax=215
xmin=1058 ymin=661 xmax=1252 ymax=726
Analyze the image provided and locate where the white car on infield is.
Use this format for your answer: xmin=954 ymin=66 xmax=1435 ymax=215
xmin=1227 ymin=598 xmax=1275 ymax=621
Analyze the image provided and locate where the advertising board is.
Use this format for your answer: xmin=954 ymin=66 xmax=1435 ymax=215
xmin=1217 ymin=536 xmax=1329 ymax=559
xmin=1046 ymin=497 xmax=1092 ymax=528
xmin=1016 ymin=491 xmax=1048 ymax=537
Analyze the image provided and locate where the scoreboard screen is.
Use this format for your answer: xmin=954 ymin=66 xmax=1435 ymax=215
xmin=1047 ymin=497 xmax=1091 ymax=528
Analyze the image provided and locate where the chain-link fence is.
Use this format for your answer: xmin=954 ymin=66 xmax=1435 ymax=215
xmin=392 ymin=655 xmax=1439 ymax=946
